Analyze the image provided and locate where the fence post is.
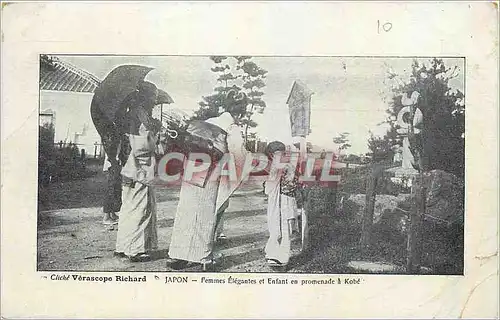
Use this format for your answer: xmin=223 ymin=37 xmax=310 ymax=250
xmin=406 ymin=173 xmax=426 ymax=274
xmin=360 ymin=166 xmax=379 ymax=247
xmin=301 ymin=186 xmax=310 ymax=252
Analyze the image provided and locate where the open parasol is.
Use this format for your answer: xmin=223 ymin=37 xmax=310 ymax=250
xmin=156 ymin=88 xmax=174 ymax=105
xmin=92 ymin=65 xmax=154 ymax=123
xmin=90 ymin=64 xmax=155 ymax=162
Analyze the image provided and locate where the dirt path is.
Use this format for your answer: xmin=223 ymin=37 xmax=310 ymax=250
xmin=37 ymin=174 xmax=304 ymax=273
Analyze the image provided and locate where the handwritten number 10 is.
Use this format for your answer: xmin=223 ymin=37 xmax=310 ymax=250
xmin=377 ymin=20 xmax=393 ymax=33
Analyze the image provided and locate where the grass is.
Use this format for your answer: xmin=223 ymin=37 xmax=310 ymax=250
xmin=301 ymin=163 xmax=464 ymax=275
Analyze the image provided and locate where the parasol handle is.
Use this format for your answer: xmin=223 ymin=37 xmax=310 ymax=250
xmin=166 ymin=128 xmax=178 ymax=139
xmin=159 ymin=105 xmax=179 ymax=139
xmin=159 ymin=123 xmax=179 ymax=140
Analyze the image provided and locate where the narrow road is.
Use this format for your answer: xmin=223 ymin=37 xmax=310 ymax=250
xmin=37 ymin=174 xmax=303 ymax=272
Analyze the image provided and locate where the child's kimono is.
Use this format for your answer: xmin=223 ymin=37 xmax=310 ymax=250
xmin=264 ymin=163 xmax=299 ymax=265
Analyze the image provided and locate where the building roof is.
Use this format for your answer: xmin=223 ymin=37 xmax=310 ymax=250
xmin=40 ymin=56 xmax=175 ymax=106
xmin=40 ymin=55 xmax=100 ymax=93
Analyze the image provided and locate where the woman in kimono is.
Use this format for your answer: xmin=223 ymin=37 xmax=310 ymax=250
xmin=167 ymin=90 xmax=248 ymax=271
xmin=101 ymin=152 xmax=121 ymax=226
xmin=113 ymin=81 xmax=162 ymax=262
xmin=264 ymin=141 xmax=300 ymax=268
xmin=91 ymin=96 xmax=122 ymax=226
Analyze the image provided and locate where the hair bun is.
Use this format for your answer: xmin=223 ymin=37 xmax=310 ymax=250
xmin=225 ymin=89 xmax=237 ymax=100
xmin=234 ymin=91 xmax=247 ymax=103
xmin=225 ymin=89 xmax=247 ymax=105
xmin=224 ymin=90 xmax=247 ymax=118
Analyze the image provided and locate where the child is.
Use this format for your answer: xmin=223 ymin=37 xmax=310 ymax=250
xmin=264 ymin=141 xmax=300 ymax=268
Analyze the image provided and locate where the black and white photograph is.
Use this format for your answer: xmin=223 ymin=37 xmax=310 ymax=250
xmin=37 ymin=55 xmax=466 ymax=274
xmin=2 ymin=2 xmax=498 ymax=319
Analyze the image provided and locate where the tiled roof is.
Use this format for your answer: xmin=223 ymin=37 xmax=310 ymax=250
xmin=39 ymin=57 xmax=174 ymax=104
xmin=40 ymin=56 xmax=100 ymax=93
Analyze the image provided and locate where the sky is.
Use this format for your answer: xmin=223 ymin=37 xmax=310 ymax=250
xmin=60 ymin=55 xmax=464 ymax=154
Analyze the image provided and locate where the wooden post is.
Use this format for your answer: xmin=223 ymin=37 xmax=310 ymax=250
xmin=298 ymin=136 xmax=307 ymax=158
xmin=299 ymin=136 xmax=312 ymax=251
xmin=402 ymin=91 xmax=426 ymax=273
xmin=360 ymin=166 xmax=378 ymax=248
xmin=299 ymin=136 xmax=309 ymax=252
xmin=328 ymin=182 xmax=337 ymax=214
xmin=406 ymin=173 xmax=426 ymax=274
xmin=301 ymin=197 xmax=310 ymax=252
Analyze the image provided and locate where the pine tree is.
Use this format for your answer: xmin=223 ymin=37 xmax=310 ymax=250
xmin=333 ymin=132 xmax=352 ymax=156
xmin=193 ymin=56 xmax=240 ymax=120
xmin=235 ymin=56 xmax=268 ymax=139
xmin=193 ymin=56 xmax=268 ymax=142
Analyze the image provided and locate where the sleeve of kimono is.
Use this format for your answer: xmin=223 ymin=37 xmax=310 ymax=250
xmin=226 ymin=124 xmax=248 ymax=158
xmin=226 ymin=124 xmax=249 ymax=180
xmin=265 ymin=179 xmax=282 ymax=240
xmin=215 ymin=124 xmax=249 ymax=211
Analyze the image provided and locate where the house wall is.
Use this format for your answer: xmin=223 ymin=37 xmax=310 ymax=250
xmin=40 ymin=91 xmax=102 ymax=157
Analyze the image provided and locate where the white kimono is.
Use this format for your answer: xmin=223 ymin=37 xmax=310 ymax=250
xmin=168 ymin=113 xmax=248 ymax=263
xmin=115 ymin=124 xmax=158 ymax=256
xmin=264 ymin=165 xmax=299 ymax=265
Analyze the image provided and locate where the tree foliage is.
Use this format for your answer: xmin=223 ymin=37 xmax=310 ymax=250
xmin=235 ymin=56 xmax=268 ymax=139
xmin=193 ymin=56 xmax=240 ymax=120
xmin=333 ymin=132 xmax=352 ymax=154
xmin=366 ymin=131 xmax=395 ymax=162
xmin=193 ymin=56 xmax=268 ymax=141
xmin=40 ymin=54 xmax=57 ymax=70
xmin=382 ymin=58 xmax=465 ymax=176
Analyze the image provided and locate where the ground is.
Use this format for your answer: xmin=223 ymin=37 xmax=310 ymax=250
xmin=37 ymin=169 xmax=462 ymax=274
xmin=38 ymin=173 xmax=304 ymax=273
